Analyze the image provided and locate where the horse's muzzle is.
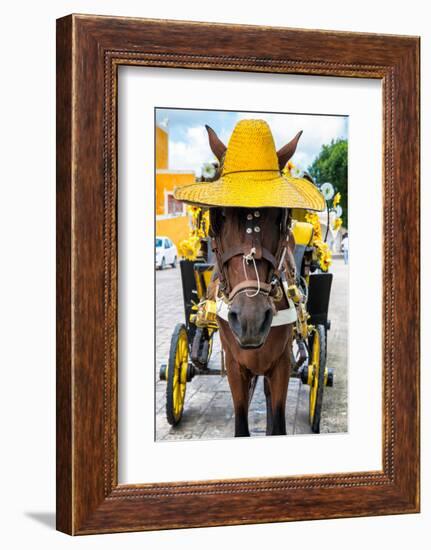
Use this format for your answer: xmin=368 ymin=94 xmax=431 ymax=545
xmin=227 ymin=294 xmax=273 ymax=348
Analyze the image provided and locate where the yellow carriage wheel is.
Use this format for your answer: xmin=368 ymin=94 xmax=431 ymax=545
xmin=308 ymin=324 xmax=327 ymax=433
xmin=166 ymin=324 xmax=189 ymax=426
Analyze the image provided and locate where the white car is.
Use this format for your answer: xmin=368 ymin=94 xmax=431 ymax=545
xmin=155 ymin=236 xmax=177 ymax=269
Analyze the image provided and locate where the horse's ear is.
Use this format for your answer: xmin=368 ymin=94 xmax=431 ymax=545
xmin=277 ymin=130 xmax=303 ymax=169
xmin=302 ymin=172 xmax=315 ymax=184
xmin=205 ymin=125 xmax=227 ymax=162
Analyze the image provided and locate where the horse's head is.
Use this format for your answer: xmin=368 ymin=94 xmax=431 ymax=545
xmin=206 ymin=124 xmax=302 ymax=349
xmin=211 ymin=207 xmax=286 ymax=348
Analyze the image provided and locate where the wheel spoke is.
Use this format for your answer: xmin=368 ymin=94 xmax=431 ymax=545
xmin=166 ymin=325 xmax=189 ymax=425
xmin=309 ymin=328 xmax=321 ymax=423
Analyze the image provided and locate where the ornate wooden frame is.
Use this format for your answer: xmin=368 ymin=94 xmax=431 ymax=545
xmin=56 ymin=14 xmax=420 ymax=535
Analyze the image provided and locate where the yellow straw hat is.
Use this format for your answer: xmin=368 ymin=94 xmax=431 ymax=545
xmin=173 ymin=119 xmax=325 ymax=211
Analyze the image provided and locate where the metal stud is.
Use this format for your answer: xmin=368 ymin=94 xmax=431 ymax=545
xmin=246 ymin=213 xmax=253 ymax=220
xmin=246 ymin=227 xmax=253 ymax=234
xmin=254 ymin=210 xmax=261 ymax=218
xmin=254 ymin=226 xmax=261 ymax=233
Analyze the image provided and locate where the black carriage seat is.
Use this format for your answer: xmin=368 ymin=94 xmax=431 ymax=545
xmin=292 ymin=221 xmax=314 ymax=279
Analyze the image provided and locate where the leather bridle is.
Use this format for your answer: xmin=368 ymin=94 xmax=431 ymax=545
xmin=210 ymin=208 xmax=292 ymax=306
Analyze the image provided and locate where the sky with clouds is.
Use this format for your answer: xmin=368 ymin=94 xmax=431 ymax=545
xmin=156 ymin=108 xmax=348 ymax=177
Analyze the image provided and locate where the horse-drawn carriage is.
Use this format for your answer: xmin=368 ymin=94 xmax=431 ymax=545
xmin=159 ymin=208 xmax=334 ymax=434
xmin=159 ymin=119 xmax=335 ymax=436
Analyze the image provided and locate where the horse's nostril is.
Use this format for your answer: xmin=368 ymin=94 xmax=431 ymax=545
xmin=228 ymin=310 xmax=241 ymax=334
xmin=260 ymin=307 xmax=273 ymax=333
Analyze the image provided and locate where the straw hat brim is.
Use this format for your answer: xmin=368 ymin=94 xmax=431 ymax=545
xmin=174 ymin=172 xmax=325 ymax=211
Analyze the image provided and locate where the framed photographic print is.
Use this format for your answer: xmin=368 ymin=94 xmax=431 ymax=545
xmin=56 ymin=14 xmax=420 ymax=535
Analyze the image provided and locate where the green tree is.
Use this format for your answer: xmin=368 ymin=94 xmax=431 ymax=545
xmin=308 ymin=139 xmax=348 ymax=227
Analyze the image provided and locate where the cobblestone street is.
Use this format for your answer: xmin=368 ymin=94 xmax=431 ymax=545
xmin=155 ymin=258 xmax=348 ymax=440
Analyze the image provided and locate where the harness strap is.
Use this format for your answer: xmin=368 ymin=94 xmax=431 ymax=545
xmin=262 ymin=248 xmax=278 ymax=270
xmin=220 ymin=245 xmax=278 ymax=269
xmin=270 ymin=237 xmax=289 ymax=280
xmin=228 ymin=280 xmax=272 ymax=302
xmin=220 ymin=245 xmax=246 ymax=265
xmin=211 ymin=236 xmax=227 ymax=288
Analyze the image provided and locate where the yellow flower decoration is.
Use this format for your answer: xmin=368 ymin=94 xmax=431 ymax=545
xmin=178 ymin=234 xmax=202 ymax=260
xmin=305 ymin=212 xmax=332 ymax=271
xmin=305 ymin=212 xmax=323 ymax=240
xmin=283 ymin=161 xmax=304 ymax=179
xmin=332 ymin=217 xmax=342 ymax=231
xmin=178 ymin=206 xmax=210 ymax=261
xmin=284 ymin=161 xmax=295 ymax=176
xmin=333 ymin=192 xmax=341 ymax=207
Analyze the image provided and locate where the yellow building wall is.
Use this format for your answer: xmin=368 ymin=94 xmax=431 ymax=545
xmin=156 ymin=216 xmax=190 ymax=250
xmin=155 ymin=172 xmax=195 ymax=215
xmin=156 ymin=126 xmax=168 ymax=169
xmin=155 ymin=124 xmax=195 ymax=249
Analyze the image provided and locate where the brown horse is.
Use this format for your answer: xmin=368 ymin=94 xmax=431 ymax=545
xmin=205 ymin=126 xmax=301 ymax=436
